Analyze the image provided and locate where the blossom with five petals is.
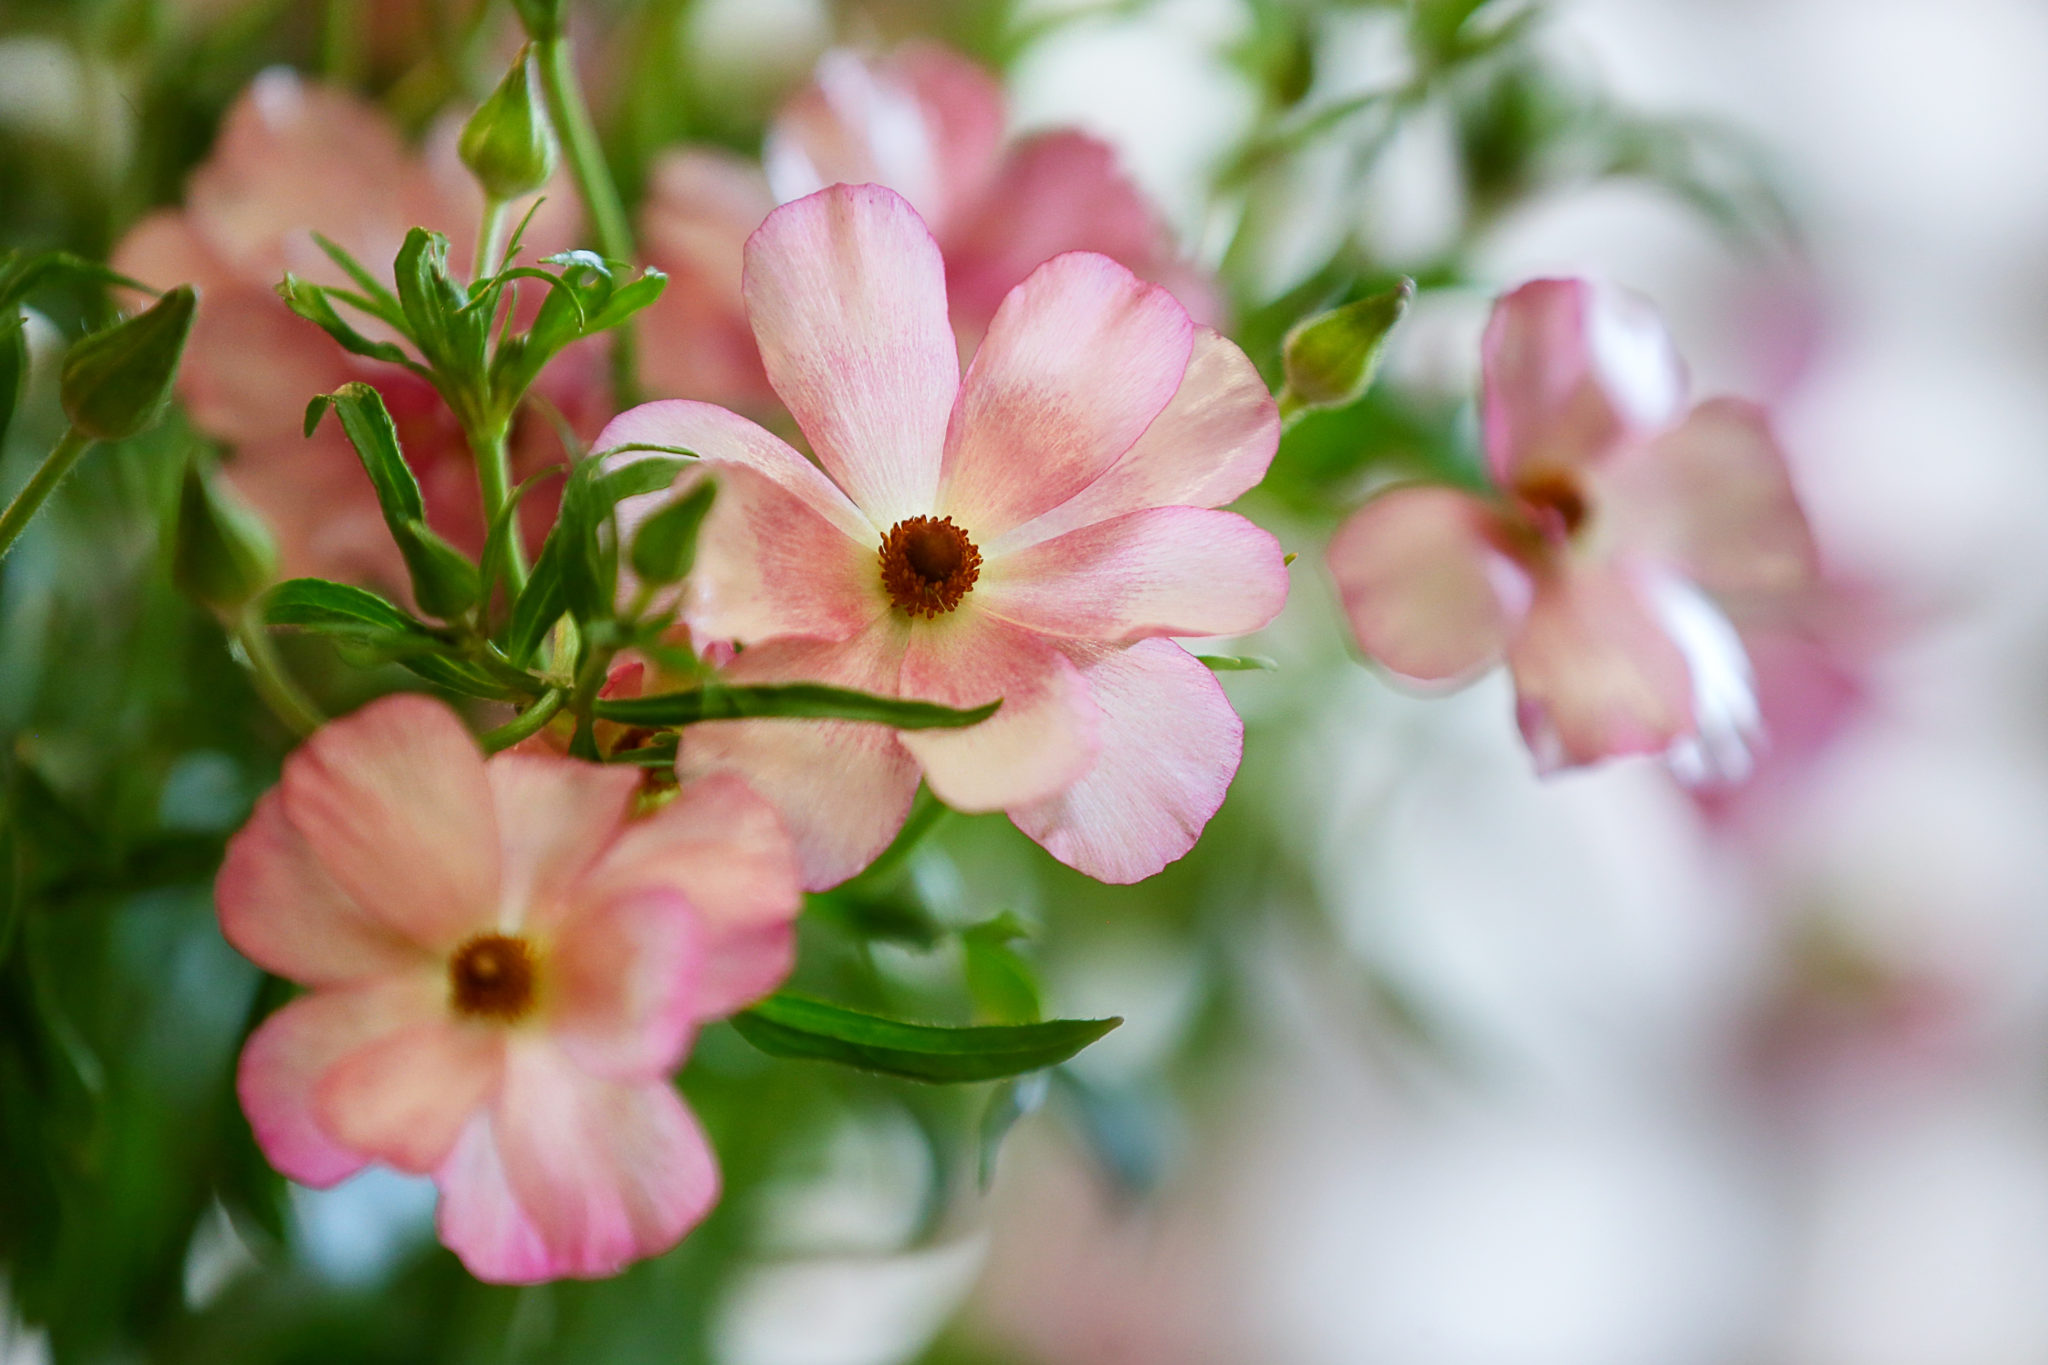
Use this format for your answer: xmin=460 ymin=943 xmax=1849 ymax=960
xmin=636 ymin=42 xmax=1218 ymax=409
xmin=601 ymin=184 xmax=1287 ymax=889
xmin=112 ymin=71 xmax=598 ymax=591
xmin=219 ymin=694 xmax=800 ymax=1283
xmin=1327 ymin=278 xmax=1818 ymax=776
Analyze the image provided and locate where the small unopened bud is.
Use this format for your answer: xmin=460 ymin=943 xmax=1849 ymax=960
xmin=510 ymin=0 xmax=563 ymax=40
xmin=1278 ymin=278 xmax=1413 ymax=420
xmin=460 ymin=48 xmax=558 ymax=202
xmin=173 ymin=462 xmax=276 ymax=614
xmin=60 ymin=284 xmax=196 ymax=440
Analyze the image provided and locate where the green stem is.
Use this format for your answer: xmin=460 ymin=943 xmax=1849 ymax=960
xmin=474 ymin=196 xmax=510 ymax=281
xmin=468 ymin=416 xmax=528 ymax=594
xmin=233 ymin=613 xmax=324 ymax=738
xmin=532 ymin=31 xmax=640 ymax=407
xmin=479 ymin=686 xmax=567 ymax=752
xmin=321 ymin=0 xmax=364 ymax=86
xmin=0 ymin=427 xmax=95 ymax=564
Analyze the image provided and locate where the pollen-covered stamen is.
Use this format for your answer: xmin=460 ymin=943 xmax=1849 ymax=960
xmin=1514 ymin=467 xmax=1593 ymax=538
xmin=879 ymin=515 xmax=982 ymax=619
xmin=448 ymin=932 xmax=538 ymax=1023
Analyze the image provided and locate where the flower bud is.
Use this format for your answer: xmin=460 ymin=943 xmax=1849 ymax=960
xmin=510 ymin=0 xmax=563 ymax=40
xmin=1279 ymin=278 xmax=1413 ymax=419
xmin=459 ymin=48 xmax=558 ymax=202
xmin=173 ymin=461 xmax=276 ymax=615
xmin=60 ymin=284 xmax=195 ymax=441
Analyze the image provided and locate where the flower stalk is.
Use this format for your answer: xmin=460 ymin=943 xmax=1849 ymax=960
xmin=0 ymin=427 xmax=93 ymax=563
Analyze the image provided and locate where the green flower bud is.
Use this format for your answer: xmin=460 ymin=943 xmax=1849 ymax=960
xmin=1278 ymin=278 xmax=1414 ymax=420
xmin=60 ymin=284 xmax=196 ymax=441
xmin=510 ymin=0 xmax=563 ymax=40
xmin=173 ymin=461 xmax=277 ymax=614
xmin=460 ymin=48 xmax=558 ymax=202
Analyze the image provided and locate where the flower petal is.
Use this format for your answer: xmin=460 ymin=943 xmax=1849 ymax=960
xmin=482 ymin=754 xmax=640 ymax=933
xmin=488 ymin=1043 xmax=720 ymax=1281
xmin=1009 ymin=640 xmax=1242 ymax=883
xmin=980 ymin=507 xmax=1287 ymax=642
xmin=236 ymin=974 xmax=441 ymax=1188
xmin=1506 ymin=565 xmax=1696 ymax=771
xmin=278 ymin=695 xmax=501 ymax=952
xmin=996 ymin=328 xmax=1278 ymax=549
xmin=940 ymin=252 xmax=1193 ymax=537
xmin=678 ymin=627 xmax=922 ymax=892
xmin=220 ymin=429 xmax=408 ymax=589
xmin=765 ymin=45 xmax=1006 ymax=237
xmin=216 ymin=788 xmax=427 ymax=985
xmin=548 ymin=889 xmax=704 ymax=1080
xmin=435 ymin=1114 xmax=556 ymax=1284
xmin=1481 ymin=278 xmax=1686 ymax=484
xmin=314 ymin=1019 xmax=503 ymax=1175
xmin=1327 ymin=486 xmax=1531 ymax=684
xmin=1605 ymin=396 xmax=1818 ymax=597
xmin=942 ymin=130 xmax=1220 ymax=334
xmin=1650 ymin=573 xmax=1763 ymax=786
xmin=637 ymin=149 xmax=777 ymax=406
xmin=580 ymin=773 xmax=805 ymax=1019
xmin=742 ymin=185 xmax=958 ymax=525
xmin=896 ymin=613 xmax=1101 ymax=812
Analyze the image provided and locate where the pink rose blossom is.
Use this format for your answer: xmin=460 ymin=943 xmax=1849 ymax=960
xmin=601 ymin=184 xmax=1286 ymax=890
xmin=636 ymin=43 xmax=1219 ymax=409
xmin=112 ymin=71 xmax=600 ymax=591
xmin=218 ymin=694 xmax=801 ymax=1283
xmin=1328 ymin=278 xmax=1818 ymax=776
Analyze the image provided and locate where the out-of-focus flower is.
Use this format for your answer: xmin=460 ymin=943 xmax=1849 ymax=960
xmin=601 ymin=185 xmax=1285 ymax=889
xmin=217 ymin=694 xmax=801 ymax=1282
xmin=112 ymin=71 xmax=598 ymax=591
xmin=636 ymin=42 xmax=1219 ymax=409
xmin=1328 ymin=278 xmax=1818 ymax=777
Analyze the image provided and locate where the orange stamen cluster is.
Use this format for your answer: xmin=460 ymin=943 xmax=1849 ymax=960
xmin=879 ymin=515 xmax=981 ymax=619
xmin=449 ymin=932 xmax=538 ymax=1022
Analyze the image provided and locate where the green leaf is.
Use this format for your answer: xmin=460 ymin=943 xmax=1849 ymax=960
xmin=478 ymin=467 xmax=560 ymax=614
xmin=730 ymin=994 xmax=1120 ymax=1084
xmin=1195 ymin=653 xmax=1278 ymax=671
xmin=628 ymin=479 xmax=715 ymax=585
xmin=594 ymin=683 xmax=999 ymax=730
xmin=596 ymin=454 xmax=689 ymax=506
xmin=394 ymin=517 xmax=481 ymax=621
xmin=277 ymin=276 xmax=415 ymax=368
xmin=393 ymin=227 xmax=486 ymax=381
xmin=305 ymin=383 xmax=423 ymax=524
xmin=504 ymin=531 xmax=565 ymax=664
xmin=263 ymin=578 xmax=511 ymax=698
xmin=310 ymin=233 xmax=408 ymax=326
xmin=1278 ymin=278 xmax=1413 ymax=419
xmin=962 ymin=914 xmax=1044 ymax=1025
xmin=552 ymin=461 xmax=610 ymax=625
xmin=0 ymin=312 xmax=24 ymax=454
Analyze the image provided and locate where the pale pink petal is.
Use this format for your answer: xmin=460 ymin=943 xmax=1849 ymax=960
xmin=236 ymin=973 xmax=441 ymax=1188
xmin=996 ymin=329 xmax=1279 ymax=549
xmin=1649 ymin=572 xmax=1763 ymax=786
xmin=222 ymin=429 xmax=406 ymax=589
xmin=637 ymin=149 xmax=776 ymax=406
xmin=176 ymin=278 xmax=355 ymax=444
xmin=1327 ymin=486 xmax=1532 ymax=684
xmin=491 ymin=1043 xmax=720 ymax=1280
xmin=580 ymin=773 xmax=805 ymax=1018
xmin=896 ymin=613 xmax=1102 ymax=812
xmin=941 ymin=131 xmax=1220 ymax=335
xmin=1604 ymin=397 xmax=1818 ymax=597
xmin=599 ymin=400 xmax=871 ymax=539
xmin=548 ymin=889 xmax=704 ymax=1080
xmin=765 ymin=45 xmax=1006 ymax=237
xmin=687 ymin=462 xmax=883 ymax=645
xmin=186 ymin=71 xmax=419 ymax=284
xmin=1506 ymin=565 xmax=1696 ymax=771
xmin=1010 ymin=640 xmax=1241 ymax=883
xmin=314 ymin=1019 xmax=503 ymax=1175
xmin=278 ymin=695 xmax=501 ymax=952
xmin=980 ymin=507 xmax=1287 ymax=642
xmin=435 ymin=1114 xmax=557 ymax=1284
xmin=216 ymin=789 xmax=427 ymax=985
xmin=678 ymin=627 xmax=921 ymax=892
xmin=482 ymin=755 xmax=640 ymax=933
xmin=742 ymin=185 xmax=958 ymax=524
xmin=940 ymin=252 xmax=1193 ymax=537
xmin=1482 ymin=278 xmax=1687 ymax=484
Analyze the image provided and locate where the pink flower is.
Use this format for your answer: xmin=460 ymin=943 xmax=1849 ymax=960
xmin=1327 ymin=278 xmax=1818 ymax=775
xmin=218 ymin=694 xmax=801 ymax=1283
xmin=601 ymin=184 xmax=1287 ymax=890
xmin=636 ymin=43 xmax=1219 ymax=409
xmin=112 ymin=71 xmax=600 ymax=591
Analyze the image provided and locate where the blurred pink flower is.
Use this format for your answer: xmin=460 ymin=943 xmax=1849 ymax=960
xmin=1329 ymin=278 xmax=1818 ymax=776
xmin=112 ymin=71 xmax=599 ymax=592
xmin=218 ymin=694 xmax=800 ymax=1283
xmin=600 ymin=185 xmax=1286 ymax=889
xmin=636 ymin=42 xmax=1219 ymax=409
